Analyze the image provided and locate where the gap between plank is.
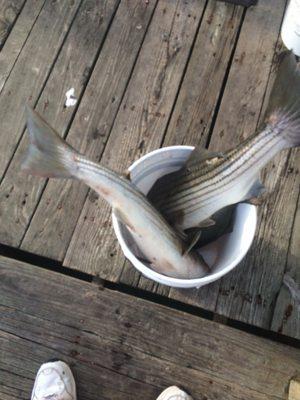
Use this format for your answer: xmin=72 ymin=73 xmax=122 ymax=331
xmin=205 ymin=6 xmax=246 ymax=148
xmin=0 ymin=0 xmax=85 ymax=186
xmin=1 ymin=241 xmax=300 ymax=351
xmin=0 ymin=0 xmax=27 ymax=51
xmin=269 ymin=168 xmax=300 ymax=324
xmin=157 ymin=0 xmax=209 ymax=150
xmin=0 ymin=327 xmax=161 ymax=390
xmin=253 ymin=0 xmax=288 ymax=134
xmin=0 ymin=0 xmax=48 ymax=96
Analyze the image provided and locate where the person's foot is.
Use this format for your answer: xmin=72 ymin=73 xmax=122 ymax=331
xmin=156 ymin=386 xmax=193 ymax=400
xmin=31 ymin=360 xmax=76 ymax=400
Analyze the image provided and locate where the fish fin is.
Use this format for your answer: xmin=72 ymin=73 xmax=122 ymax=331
xmin=187 ymin=205 xmax=235 ymax=247
xmin=22 ymin=106 xmax=79 ymax=178
xmin=182 ymin=230 xmax=202 ymax=256
xmin=186 ymin=148 xmax=225 ymax=169
xmin=262 ymin=51 xmax=300 ymax=148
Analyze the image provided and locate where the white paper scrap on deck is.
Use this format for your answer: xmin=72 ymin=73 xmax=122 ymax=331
xmin=65 ymin=88 xmax=77 ymax=107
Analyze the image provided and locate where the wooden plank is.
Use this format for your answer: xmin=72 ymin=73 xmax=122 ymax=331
xmin=27 ymin=0 xmax=207 ymax=270
xmin=0 ymin=0 xmax=46 ymax=92
xmin=271 ymin=188 xmax=300 ymax=339
xmin=0 ymin=0 xmax=25 ymax=49
xmin=1 ymin=255 xmax=300 ymax=400
xmin=163 ymin=1 xmax=244 ymax=147
xmin=213 ymin=44 xmax=300 ymax=338
xmin=20 ymin=0 xmax=157 ymax=258
xmin=124 ymin=0 xmax=244 ymax=294
xmin=165 ymin=0 xmax=288 ymax=314
xmin=0 ymin=0 xmax=82 ymax=181
xmin=0 ymin=0 xmax=120 ymax=248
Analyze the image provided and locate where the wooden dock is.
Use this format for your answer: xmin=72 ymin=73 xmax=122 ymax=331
xmin=2 ymin=255 xmax=300 ymax=400
xmin=0 ymin=0 xmax=299 ymax=398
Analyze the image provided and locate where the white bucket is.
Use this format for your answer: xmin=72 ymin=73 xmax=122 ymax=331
xmin=112 ymin=146 xmax=257 ymax=289
xmin=281 ymin=0 xmax=300 ymax=57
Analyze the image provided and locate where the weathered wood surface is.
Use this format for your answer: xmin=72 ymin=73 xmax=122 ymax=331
xmin=0 ymin=0 xmax=120 ymax=246
xmin=0 ymin=0 xmax=25 ymax=49
xmin=272 ymin=190 xmax=300 ymax=339
xmin=63 ymin=0 xmax=207 ymax=277
xmin=20 ymin=0 xmax=157 ymax=258
xmin=162 ymin=1 xmax=244 ymax=147
xmin=1 ymin=255 xmax=299 ymax=400
xmin=0 ymin=0 xmax=53 ymax=92
xmin=0 ymin=0 xmax=82 ymax=180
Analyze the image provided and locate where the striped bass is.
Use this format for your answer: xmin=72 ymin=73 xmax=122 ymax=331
xmin=148 ymin=52 xmax=300 ymax=233
xmin=21 ymin=107 xmax=209 ymax=279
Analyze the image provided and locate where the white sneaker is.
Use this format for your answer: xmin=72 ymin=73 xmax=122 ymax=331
xmin=156 ymin=386 xmax=193 ymax=400
xmin=31 ymin=360 xmax=76 ymax=400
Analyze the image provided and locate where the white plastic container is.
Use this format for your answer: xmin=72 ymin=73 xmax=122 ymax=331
xmin=112 ymin=146 xmax=257 ymax=289
xmin=281 ymin=0 xmax=300 ymax=57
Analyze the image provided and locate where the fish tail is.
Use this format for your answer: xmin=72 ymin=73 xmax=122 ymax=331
xmin=22 ymin=106 xmax=79 ymax=179
xmin=264 ymin=51 xmax=300 ymax=148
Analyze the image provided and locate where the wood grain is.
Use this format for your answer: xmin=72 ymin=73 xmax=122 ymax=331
xmin=0 ymin=0 xmax=25 ymax=49
xmin=63 ymin=0 xmax=206 ymax=277
xmin=163 ymin=1 xmax=244 ymax=147
xmin=0 ymin=0 xmax=82 ymax=181
xmin=271 ymin=185 xmax=300 ymax=339
xmin=0 ymin=0 xmax=46 ymax=92
xmin=0 ymin=0 xmax=119 ymax=247
xmin=1 ymin=255 xmax=299 ymax=400
xmin=20 ymin=0 xmax=157 ymax=259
